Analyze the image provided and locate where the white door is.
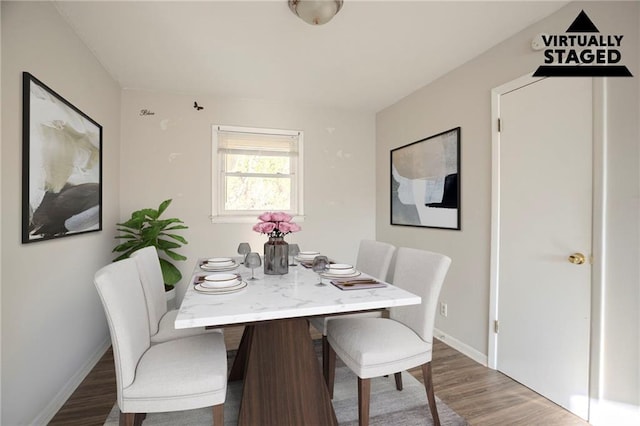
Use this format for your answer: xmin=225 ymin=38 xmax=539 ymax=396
xmin=496 ymin=77 xmax=592 ymax=420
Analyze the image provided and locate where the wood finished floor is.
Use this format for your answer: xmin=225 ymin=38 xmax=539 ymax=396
xmin=49 ymin=325 xmax=589 ymax=426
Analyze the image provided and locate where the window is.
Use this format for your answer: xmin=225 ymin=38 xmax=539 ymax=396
xmin=211 ymin=125 xmax=304 ymax=222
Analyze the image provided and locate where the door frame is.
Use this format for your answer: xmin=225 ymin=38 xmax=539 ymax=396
xmin=488 ymin=73 xmax=606 ymax=419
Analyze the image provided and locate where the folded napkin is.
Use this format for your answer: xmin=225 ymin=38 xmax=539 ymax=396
xmin=331 ymin=278 xmax=387 ymax=291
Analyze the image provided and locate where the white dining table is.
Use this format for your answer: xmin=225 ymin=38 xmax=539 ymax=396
xmin=175 ymin=257 xmax=421 ymax=425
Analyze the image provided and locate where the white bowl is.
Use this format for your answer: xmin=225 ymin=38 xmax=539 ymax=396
xmin=326 ymin=264 xmax=355 ymax=275
xmin=202 ymin=273 xmax=240 ymax=288
xmin=207 ymin=257 xmax=233 ymax=264
xmin=204 ymin=273 xmax=239 ymax=282
xmin=205 ymin=257 xmax=234 ymax=267
xmin=298 ymin=251 xmax=320 ymax=259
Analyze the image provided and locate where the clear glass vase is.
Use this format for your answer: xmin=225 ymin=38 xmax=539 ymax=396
xmin=264 ymin=237 xmax=289 ymax=275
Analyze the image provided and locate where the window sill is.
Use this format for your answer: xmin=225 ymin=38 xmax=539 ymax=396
xmin=210 ymin=215 xmax=306 ymax=224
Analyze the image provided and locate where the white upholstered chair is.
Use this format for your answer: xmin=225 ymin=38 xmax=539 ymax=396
xmin=130 ymin=246 xmax=220 ymax=343
xmin=326 ymin=247 xmax=451 ymax=426
xmin=308 ymin=240 xmax=396 ymax=392
xmin=94 ymin=258 xmax=227 ymax=426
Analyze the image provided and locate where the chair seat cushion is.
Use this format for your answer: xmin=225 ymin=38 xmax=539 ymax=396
xmin=327 ymin=317 xmax=431 ymax=379
xmin=122 ymin=333 xmax=227 ymax=413
xmin=309 ymin=310 xmax=382 ymax=336
xmin=151 ymin=309 xmax=222 ymax=343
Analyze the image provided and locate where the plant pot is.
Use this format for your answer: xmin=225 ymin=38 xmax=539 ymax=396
xmin=165 ymin=287 xmax=177 ymax=310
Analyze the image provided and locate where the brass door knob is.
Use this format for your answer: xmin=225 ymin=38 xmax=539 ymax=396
xmin=568 ymin=253 xmax=586 ymax=265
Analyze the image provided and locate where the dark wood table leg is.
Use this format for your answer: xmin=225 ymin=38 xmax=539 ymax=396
xmin=238 ymin=318 xmax=338 ymax=426
xmin=229 ymin=325 xmax=254 ymax=381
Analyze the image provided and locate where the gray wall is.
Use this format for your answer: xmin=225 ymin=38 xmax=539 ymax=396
xmin=1 ymin=2 xmax=121 ymax=424
xmin=120 ymin=90 xmax=376 ymax=304
xmin=376 ymin=0 xmax=639 ymax=416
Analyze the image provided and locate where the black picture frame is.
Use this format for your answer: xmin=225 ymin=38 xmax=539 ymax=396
xmin=390 ymin=127 xmax=461 ymax=230
xmin=22 ymin=72 xmax=103 ymax=243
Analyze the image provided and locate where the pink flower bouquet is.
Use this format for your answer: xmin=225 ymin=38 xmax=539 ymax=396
xmin=253 ymin=212 xmax=301 ymax=238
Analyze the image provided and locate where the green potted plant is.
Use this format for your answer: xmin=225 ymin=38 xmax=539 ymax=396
xmin=113 ymin=199 xmax=188 ymax=290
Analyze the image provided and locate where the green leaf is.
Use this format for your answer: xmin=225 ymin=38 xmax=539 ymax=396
xmin=157 ymin=239 xmax=181 ymax=250
xmin=165 ymin=224 xmax=189 ymax=231
xmin=112 ymin=242 xmax=147 ymax=261
xmin=115 ymin=227 xmax=138 ymax=235
xmin=161 ymin=233 xmax=188 ymax=244
xmin=164 ymin=249 xmax=187 ymax=261
xmin=156 ymin=218 xmax=184 ymax=228
xmin=157 ymin=199 xmax=172 ymax=217
xmin=113 ymin=240 xmax=142 ymax=253
xmin=159 ymin=258 xmax=181 ymax=286
xmin=114 ymin=234 xmax=137 ymax=240
xmin=117 ymin=216 xmax=143 ymax=230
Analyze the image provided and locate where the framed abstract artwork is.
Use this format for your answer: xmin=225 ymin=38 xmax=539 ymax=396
xmin=22 ymin=72 xmax=103 ymax=243
xmin=390 ymin=127 xmax=461 ymax=230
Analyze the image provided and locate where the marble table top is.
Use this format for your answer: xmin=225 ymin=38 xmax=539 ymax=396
xmin=175 ymin=257 xmax=421 ymax=329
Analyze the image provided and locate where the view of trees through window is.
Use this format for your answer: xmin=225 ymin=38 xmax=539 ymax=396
xmin=224 ymin=153 xmax=292 ymax=211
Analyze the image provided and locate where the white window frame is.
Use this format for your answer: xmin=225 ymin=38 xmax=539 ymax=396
xmin=211 ymin=125 xmax=304 ymax=223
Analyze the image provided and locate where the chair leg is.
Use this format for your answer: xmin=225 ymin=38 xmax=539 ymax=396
xmin=325 ymin=338 xmax=337 ymax=398
xmin=119 ymin=412 xmax=145 ymax=426
xmin=134 ymin=414 xmax=145 ymax=426
xmin=212 ymin=403 xmax=224 ymax=425
xmin=322 ymin=336 xmax=329 ymax=389
xmin=394 ymin=372 xmax=403 ymax=390
xmin=422 ymin=362 xmax=440 ymax=426
xmin=358 ymin=377 xmax=371 ymax=426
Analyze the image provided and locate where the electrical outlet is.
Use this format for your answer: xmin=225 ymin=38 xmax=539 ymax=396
xmin=439 ymin=302 xmax=448 ymax=317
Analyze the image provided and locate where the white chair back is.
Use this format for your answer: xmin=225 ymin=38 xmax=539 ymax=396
xmin=389 ymin=247 xmax=451 ymax=343
xmin=130 ymin=246 xmax=167 ymax=336
xmin=94 ymin=259 xmax=151 ymax=396
xmin=356 ymin=240 xmax=396 ymax=281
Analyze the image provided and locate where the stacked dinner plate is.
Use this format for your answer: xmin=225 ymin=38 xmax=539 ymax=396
xmin=200 ymin=257 xmax=238 ymax=271
xmin=294 ymin=251 xmax=321 ymax=262
xmin=195 ymin=273 xmax=247 ymax=294
xmin=321 ymin=263 xmax=361 ymax=278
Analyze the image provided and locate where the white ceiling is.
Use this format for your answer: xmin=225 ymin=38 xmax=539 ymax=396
xmin=54 ymin=1 xmax=567 ymax=112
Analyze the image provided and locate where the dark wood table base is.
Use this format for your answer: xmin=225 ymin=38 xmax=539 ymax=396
xmin=230 ymin=318 xmax=338 ymax=426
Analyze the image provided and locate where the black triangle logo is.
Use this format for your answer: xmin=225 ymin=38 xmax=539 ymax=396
xmin=566 ymin=10 xmax=599 ymax=33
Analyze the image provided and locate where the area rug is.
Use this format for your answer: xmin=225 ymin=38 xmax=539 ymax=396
xmin=105 ymin=344 xmax=468 ymax=426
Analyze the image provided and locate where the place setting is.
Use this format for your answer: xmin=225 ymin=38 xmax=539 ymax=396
xmin=321 ymin=263 xmax=361 ymax=278
xmin=317 ymin=263 xmax=389 ymax=290
xmin=193 ymin=272 xmax=247 ymax=294
xmin=199 ymin=257 xmax=239 ymax=272
xmin=294 ymin=250 xmax=322 ymax=268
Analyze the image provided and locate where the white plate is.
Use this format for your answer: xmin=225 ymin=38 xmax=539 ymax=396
xmin=295 ymin=255 xmax=321 ymax=262
xmin=201 ymin=274 xmax=241 ymax=288
xmin=207 ymin=257 xmax=233 ymax=263
xmin=204 ymin=273 xmax=239 ymax=282
xmin=200 ymin=261 xmax=238 ymax=271
xmin=195 ymin=281 xmax=247 ymax=294
xmin=297 ymin=251 xmax=320 ymax=260
xmin=321 ymin=270 xmax=361 ymax=279
xmin=204 ymin=261 xmax=234 ymax=267
xmin=326 ymin=264 xmax=355 ymax=275
xmin=200 ymin=279 xmax=241 ymax=289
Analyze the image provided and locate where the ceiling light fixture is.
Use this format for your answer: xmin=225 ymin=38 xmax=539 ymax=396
xmin=288 ymin=0 xmax=343 ymax=26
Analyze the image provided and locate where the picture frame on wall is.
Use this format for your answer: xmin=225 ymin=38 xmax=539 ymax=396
xmin=22 ymin=72 xmax=103 ymax=243
xmin=390 ymin=127 xmax=461 ymax=230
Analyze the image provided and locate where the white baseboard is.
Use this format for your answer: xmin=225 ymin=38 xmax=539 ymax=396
xmin=31 ymin=338 xmax=111 ymax=425
xmin=434 ymin=328 xmax=488 ymax=367
xmin=590 ymin=398 xmax=640 ymax=426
